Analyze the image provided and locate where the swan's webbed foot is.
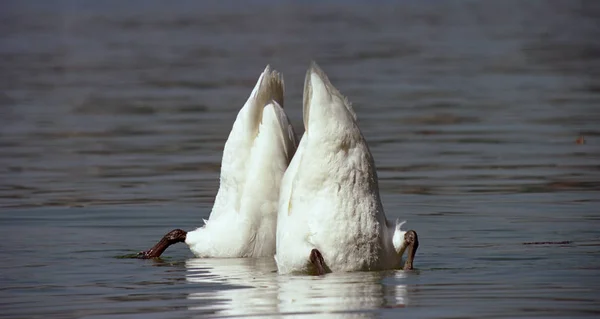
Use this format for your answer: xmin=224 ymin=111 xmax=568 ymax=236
xmin=403 ymin=230 xmax=419 ymax=270
xmin=310 ymin=248 xmax=326 ymax=275
xmin=137 ymin=250 xmax=152 ymax=259
xmin=138 ymin=229 xmax=187 ymax=259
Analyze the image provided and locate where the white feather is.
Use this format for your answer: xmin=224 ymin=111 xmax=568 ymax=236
xmin=275 ymin=62 xmax=410 ymax=273
xmin=186 ymin=66 xmax=297 ymax=258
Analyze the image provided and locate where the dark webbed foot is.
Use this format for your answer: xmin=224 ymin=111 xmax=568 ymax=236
xmin=310 ymin=248 xmax=326 ymax=275
xmin=138 ymin=229 xmax=187 ymax=259
xmin=137 ymin=250 xmax=151 ymax=259
xmin=403 ymin=230 xmax=419 ymax=270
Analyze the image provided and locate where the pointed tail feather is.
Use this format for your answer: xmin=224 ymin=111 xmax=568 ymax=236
xmin=263 ymin=100 xmax=298 ymax=162
xmin=211 ymin=66 xmax=286 ymax=219
xmin=246 ymin=65 xmax=285 ymax=136
xmin=303 ymin=61 xmax=356 ymax=132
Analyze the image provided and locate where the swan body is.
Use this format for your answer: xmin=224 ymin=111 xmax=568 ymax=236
xmin=141 ymin=66 xmax=297 ymax=258
xmin=275 ymin=62 xmax=418 ymax=274
xmin=186 ymin=66 xmax=297 ymax=257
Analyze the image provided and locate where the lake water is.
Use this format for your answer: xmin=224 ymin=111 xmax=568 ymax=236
xmin=1 ymin=0 xmax=599 ymax=318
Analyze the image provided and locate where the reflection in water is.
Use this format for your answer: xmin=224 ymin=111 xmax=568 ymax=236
xmin=277 ymin=272 xmax=407 ymax=318
xmin=186 ymin=258 xmax=280 ymax=316
xmin=185 ymin=258 xmax=408 ymax=318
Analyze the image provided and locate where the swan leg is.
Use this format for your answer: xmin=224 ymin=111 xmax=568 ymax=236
xmin=403 ymin=230 xmax=419 ymax=270
xmin=309 ymin=248 xmax=326 ymax=275
xmin=138 ymin=229 xmax=187 ymax=259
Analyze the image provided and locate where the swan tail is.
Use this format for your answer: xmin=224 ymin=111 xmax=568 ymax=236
xmin=303 ymin=61 xmax=357 ymax=133
xmin=240 ymin=100 xmax=297 ymax=209
xmin=211 ymin=66 xmax=285 ymax=218
xmin=262 ymin=100 xmax=298 ymax=162
xmin=244 ymin=65 xmax=285 ymax=137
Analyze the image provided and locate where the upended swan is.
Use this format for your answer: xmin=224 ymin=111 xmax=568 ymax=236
xmin=139 ymin=66 xmax=297 ymax=258
xmin=275 ymin=62 xmax=418 ymax=274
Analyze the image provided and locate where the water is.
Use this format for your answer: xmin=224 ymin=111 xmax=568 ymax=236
xmin=1 ymin=0 xmax=599 ymax=318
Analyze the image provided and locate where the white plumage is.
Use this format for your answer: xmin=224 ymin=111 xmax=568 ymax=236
xmin=184 ymin=66 xmax=297 ymax=257
xmin=275 ymin=62 xmax=417 ymax=274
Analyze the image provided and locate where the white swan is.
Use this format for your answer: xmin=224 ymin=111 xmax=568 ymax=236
xmin=140 ymin=66 xmax=297 ymax=258
xmin=275 ymin=62 xmax=418 ymax=274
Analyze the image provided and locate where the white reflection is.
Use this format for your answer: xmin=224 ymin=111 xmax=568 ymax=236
xmin=185 ymin=258 xmax=408 ymax=318
xmin=278 ymin=272 xmax=406 ymax=318
xmin=186 ymin=257 xmax=279 ymax=317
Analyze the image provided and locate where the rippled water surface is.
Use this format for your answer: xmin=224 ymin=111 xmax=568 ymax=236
xmin=1 ymin=1 xmax=600 ymax=318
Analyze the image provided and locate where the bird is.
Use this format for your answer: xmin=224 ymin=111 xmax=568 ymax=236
xmin=139 ymin=65 xmax=297 ymax=258
xmin=275 ymin=62 xmax=418 ymax=275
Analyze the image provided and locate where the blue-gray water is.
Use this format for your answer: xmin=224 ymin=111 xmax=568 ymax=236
xmin=1 ymin=1 xmax=599 ymax=318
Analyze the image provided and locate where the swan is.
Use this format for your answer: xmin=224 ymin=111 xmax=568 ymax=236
xmin=275 ymin=62 xmax=419 ymax=274
xmin=140 ymin=66 xmax=298 ymax=258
